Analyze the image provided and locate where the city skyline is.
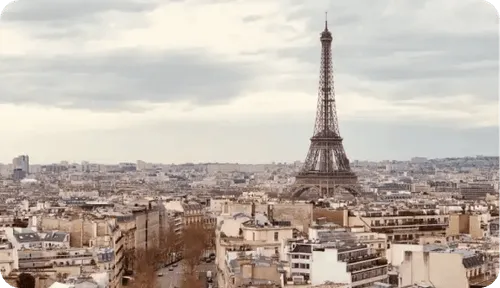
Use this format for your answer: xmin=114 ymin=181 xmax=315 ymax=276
xmin=1 ymin=153 xmax=498 ymax=166
xmin=0 ymin=0 xmax=498 ymax=164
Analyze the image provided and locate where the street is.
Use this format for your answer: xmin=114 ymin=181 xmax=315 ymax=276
xmin=156 ymin=260 xmax=217 ymax=288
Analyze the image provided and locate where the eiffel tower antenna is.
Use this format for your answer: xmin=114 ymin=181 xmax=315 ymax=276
xmin=325 ymin=11 xmax=328 ymax=29
xmin=290 ymin=15 xmax=360 ymax=199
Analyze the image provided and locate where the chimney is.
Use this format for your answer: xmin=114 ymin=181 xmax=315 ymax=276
xmin=251 ymin=202 xmax=256 ymax=218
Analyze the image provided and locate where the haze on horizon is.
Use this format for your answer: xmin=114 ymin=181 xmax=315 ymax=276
xmin=0 ymin=0 xmax=498 ymax=165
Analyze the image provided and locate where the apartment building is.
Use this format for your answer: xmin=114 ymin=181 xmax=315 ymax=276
xmin=5 ymin=228 xmax=43 ymax=250
xmin=216 ymin=208 xmax=294 ymax=288
xmin=115 ymin=214 xmax=135 ymax=272
xmin=311 ymin=244 xmax=388 ymax=287
xmin=1 ymin=226 xmax=122 ymax=287
xmin=224 ymin=254 xmax=283 ymax=287
xmin=308 ymin=222 xmax=388 ymax=257
xmin=459 ymin=183 xmax=496 ymax=200
xmin=350 ymin=230 xmax=388 ymax=258
xmin=131 ymin=205 xmax=159 ymax=251
xmin=348 ymin=209 xmax=449 ymax=243
xmin=0 ymin=205 xmax=15 ymax=228
xmin=283 ymin=232 xmax=389 ymax=287
xmin=0 ymin=236 xmax=17 ymax=276
xmin=36 ymin=216 xmax=124 ymax=287
xmin=223 ymin=201 xmax=313 ymax=233
xmin=17 ymin=248 xmax=95 ymax=271
xmin=399 ymin=248 xmax=494 ymax=288
xmin=163 ymin=200 xmax=205 ymax=227
xmin=109 ymin=220 xmax=124 ymax=288
xmin=446 ymin=214 xmax=488 ymax=239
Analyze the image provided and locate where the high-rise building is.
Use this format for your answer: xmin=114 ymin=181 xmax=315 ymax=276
xmin=12 ymin=155 xmax=29 ymax=180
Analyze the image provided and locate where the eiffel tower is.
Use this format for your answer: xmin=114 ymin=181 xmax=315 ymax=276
xmin=291 ymin=15 xmax=360 ymax=198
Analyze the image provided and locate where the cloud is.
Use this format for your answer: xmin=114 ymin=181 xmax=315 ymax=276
xmin=2 ymin=0 xmax=159 ymax=24
xmin=0 ymin=49 xmax=256 ymax=110
xmin=0 ymin=0 xmax=497 ymax=163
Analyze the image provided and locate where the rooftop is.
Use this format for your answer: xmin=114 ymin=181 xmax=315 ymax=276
xmin=43 ymin=231 xmax=69 ymax=242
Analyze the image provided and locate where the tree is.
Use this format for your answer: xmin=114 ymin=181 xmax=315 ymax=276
xmin=130 ymin=248 xmax=158 ymax=288
xmin=17 ymin=273 xmax=36 ymax=288
xmin=180 ymin=272 xmax=203 ymax=288
xmin=158 ymin=218 xmax=180 ymax=264
xmin=128 ymin=218 xmax=216 ymax=288
xmin=122 ymin=248 xmax=136 ymax=272
xmin=182 ymin=224 xmax=206 ymax=273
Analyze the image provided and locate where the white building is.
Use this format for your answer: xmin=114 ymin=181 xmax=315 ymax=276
xmin=284 ymin=232 xmax=389 ymax=287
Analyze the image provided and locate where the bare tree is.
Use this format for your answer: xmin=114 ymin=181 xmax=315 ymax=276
xmin=181 ymin=221 xmax=217 ymax=277
xmin=122 ymin=248 xmax=135 ymax=272
xmin=182 ymin=224 xmax=206 ymax=273
xmin=130 ymin=248 xmax=158 ymax=288
xmin=128 ymin=218 xmax=216 ymax=288
xmin=158 ymin=218 xmax=180 ymax=264
xmin=180 ymin=272 xmax=203 ymax=288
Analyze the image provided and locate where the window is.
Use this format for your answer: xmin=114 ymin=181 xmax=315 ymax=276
xmin=274 ymin=232 xmax=279 ymax=241
xmin=293 ymin=263 xmax=299 ymax=268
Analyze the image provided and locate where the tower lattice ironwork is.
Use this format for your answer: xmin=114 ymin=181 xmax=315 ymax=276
xmin=291 ymin=16 xmax=359 ymax=198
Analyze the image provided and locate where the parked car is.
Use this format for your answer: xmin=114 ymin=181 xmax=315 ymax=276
xmin=157 ymin=272 xmax=163 ymax=277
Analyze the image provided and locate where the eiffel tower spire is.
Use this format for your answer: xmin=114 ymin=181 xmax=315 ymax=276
xmin=291 ymin=14 xmax=359 ymax=198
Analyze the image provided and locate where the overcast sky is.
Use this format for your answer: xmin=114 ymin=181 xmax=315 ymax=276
xmin=0 ymin=0 xmax=498 ymax=164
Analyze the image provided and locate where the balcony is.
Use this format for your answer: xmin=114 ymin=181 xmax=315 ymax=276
xmin=371 ymin=224 xmax=447 ymax=234
xmin=19 ymin=253 xmax=93 ymax=261
xmin=371 ymin=220 xmax=446 ymax=228
xmin=351 ymin=273 xmax=388 ymax=287
xmin=347 ymin=258 xmax=388 ymax=273
xmin=419 ymin=226 xmax=446 ymax=232
xmin=363 ymin=210 xmax=440 ymax=218
xmin=337 ymin=244 xmax=368 ymax=253
xmin=115 ymin=235 xmax=124 ymax=245
xmin=343 ymin=254 xmax=379 ymax=264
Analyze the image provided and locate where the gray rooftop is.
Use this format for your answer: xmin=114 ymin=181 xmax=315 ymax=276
xmin=14 ymin=232 xmax=41 ymax=243
xmin=43 ymin=231 xmax=69 ymax=242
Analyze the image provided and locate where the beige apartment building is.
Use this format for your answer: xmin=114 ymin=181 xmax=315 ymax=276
xmin=347 ymin=209 xmax=449 ymax=243
xmin=399 ymin=248 xmax=493 ymax=288
xmin=224 ymin=254 xmax=283 ymax=288
xmin=446 ymin=214 xmax=487 ymax=239
xmin=216 ymin=210 xmax=294 ymax=287
xmin=131 ymin=206 xmax=159 ymax=251
xmin=222 ymin=201 xmax=313 ymax=232
xmin=0 ymin=237 xmax=17 ymax=276
xmin=38 ymin=215 xmax=124 ymax=288
xmin=163 ymin=201 xmax=206 ymax=227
